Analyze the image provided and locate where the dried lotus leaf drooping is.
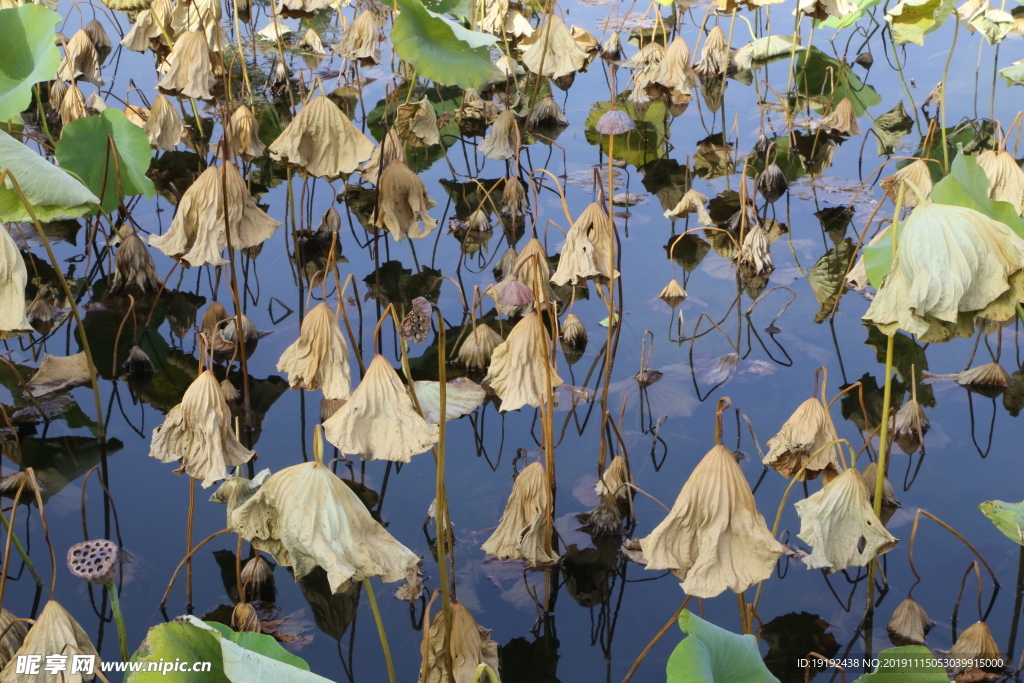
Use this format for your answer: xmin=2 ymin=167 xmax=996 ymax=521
xmin=218 ymin=105 xmax=266 ymax=160
xmin=0 ymin=226 xmax=33 ymax=339
xmin=373 ymin=161 xmax=438 ymax=241
xmin=209 ymin=468 xmax=271 ymax=525
xmin=158 ymin=30 xmax=217 ymax=100
xmin=818 ymin=98 xmax=861 ymax=136
xmin=887 ymin=597 xmax=933 ymax=646
xmin=0 ymin=601 xmax=100 ymax=681
xmin=144 ymin=94 xmax=184 ymax=151
xmin=481 ymin=460 xmax=559 ymax=564
xmin=977 ymin=147 xmax=1024 ymax=214
xmin=550 ymin=202 xmax=618 ymax=287
xmin=880 ymin=159 xmax=933 ymax=207
xmin=639 ymin=400 xmax=785 ymax=598
xmin=763 ymin=395 xmax=842 ymax=481
xmin=323 ymin=354 xmax=439 ymax=462
xmin=527 ymin=96 xmax=568 ymax=129
xmin=58 ymin=29 xmax=103 ymax=86
xmin=149 ymin=370 xmax=255 ymax=488
xmin=231 ymin=427 xmax=419 ymax=595
xmin=110 ymin=230 xmax=161 ymax=293
xmin=478 ymin=109 xmax=521 ymax=161
xmin=695 ymin=26 xmax=728 ymax=75
xmin=659 ymin=279 xmax=687 ymax=308
xmin=795 ymin=468 xmax=897 ymax=573
xmin=59 ymin=83 xmax=87 ymax=126
xmin=522 ymin=15 xmax=588 ymax=79
xmin=396 ymin=99 xmax=440 ymax=147
xmin=664 ymin=188 xmax=712 ymax=224
xmin=149 ymin=161 xmax=281 ymax=267
xmin=484 ymin=311 xmax=563 ymax=412
xmin=513 ymin=238 xmax=557 ymax=305
xmin=457 ymin=324 xmax=503 ymax=370
xmin=561 ymin=312 xmax=587 ymax=346
xmin=652 ymin=36 xmax=697 ymax=94
xmin=891 ymin=398 xmax=929 ymax=454
xmin=333 ymin=10 xmax=381 ymax=65
xmin=946 ymin=621 xmax=1002 ymax=674
xmin=269 ymin=95 xmax=374 ymax=178
xmin=276 ymin=302 xmax=352 ymax=400
xmin=419 ymin=601 xmax=499 ymax=683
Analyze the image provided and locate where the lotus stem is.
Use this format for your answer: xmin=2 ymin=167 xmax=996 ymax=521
xmin=363 ymin=578 xmax=396 ymax=683
xmin=434 ymin=310 xmax=454 ymax=632
xmin=106 ymin=581 xmax=130 ymax=660
xmin=0 ymin=502 xmax=43 ymax=587
xmin=186 ymin=476 xmax=195 ymax=610
xmin=939 ymin=15 xmax=959 ymax=173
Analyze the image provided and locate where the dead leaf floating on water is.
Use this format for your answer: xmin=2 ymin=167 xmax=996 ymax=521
xmin=269 ymin=95 xmax=375 ymax=179
xmin=149 ymin=161 xmax=282 ymax=268
xmin=374 ymin=161 xmax=438 ymax=241
xmin=149 ymin=370 xmax=255 ymax=488
xmin=323 ymin=354 xmax=439 ymax=462
xmin=639 ymin=441 xmax=785 ymax=598
xmin=484 ymin=311 xmax=563 ymax=412
xmin=795 ymin=468 xmax=897 ymax=573
xmin=419 ymin=601 xmax=499 ymax=683
xmin=158 ymin=30 xmax=217 ymax=100
xmin=231 ymin=437 xmax=419 ymax=595
xmin=28 ymin=353 xmax=91 ymax=396
xmin=276 ymin=302 xmax=352 ymax=400
xmin=522 ymin=15 xmax=589 ymax=79
xmin=481 ymin=460 xmax=558 ymax=564
xmin=863 ymin=198 xmax=1024 ymax=342
xmin=0 ymin=601 xmax=99 ymax=683
xmin=0 ymin=226 xmax=33 ymax=338
xmin=763 ymin=396 xmax=841 ymax=481
xmin=887 ymin=597 xmax=933 ymax=646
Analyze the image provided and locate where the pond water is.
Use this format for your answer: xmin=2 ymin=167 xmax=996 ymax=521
xmin=4 ymin=0 xmax=1024 ymax=681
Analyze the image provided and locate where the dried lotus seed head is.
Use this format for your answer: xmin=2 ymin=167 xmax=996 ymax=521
xmin=67 ymin=539 xmax=119 ymax=585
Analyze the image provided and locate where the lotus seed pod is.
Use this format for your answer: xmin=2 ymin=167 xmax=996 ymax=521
xmin=67 ymin=539 xmax=119 ymax=585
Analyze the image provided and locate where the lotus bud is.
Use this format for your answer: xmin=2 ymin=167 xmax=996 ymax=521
xmin=595 ymin=455 xmax=633 ymax=500
xmin=947 ymin=621 xmax=1003 ymax=674
xmin=601 ymin=31 xmax=623 ymax=60
xmin=323 ymin=354 xmax=439 ymax=462
xmin=819 ymin=98 xmax=860 ymax=136
xmin=110 ymin=231 xmax=161 ymax=293
xmin=124 ymin=345 xmax=155 ymax=376
xmin=59 ymin=83 xmax=87 ymax=126
xmin=481 ymin=460 xmax=558 ymax=563
xmin=232 ymin=427 xmax=419 ymax=593
xmin=59 ymin=30 xmax=103 ymax=86
xmin=527 ymin=97 xmax=568 ymax=130
xmin=664 ymin=188 xmax=712 ymax=223
xmin=457 ymin=324 xmax=503 ymax=371
xmin=500 ymin=177 xmax=527 ymax=217
xmin=149 ymin=370 xmax=255 ymax=487
xmin=696 ymin=26 xmax=728 ymax=75
xmin=561 ymin=313 xmax=587 ymax=346
xmin=276 ymin=303 xmax=352 ymax=400
xmin=220 ymin=104 xmax=265 ymax=160
xmin=763 ymin=397 xmax=841 ymax=481
xmin=48 ymin=78 xmax=68 ymax=111
xmin=420 ymin=601 xmax=499 ymax=683
xmin=737 ymin=225 xmax=774 ymax=275
xmin=652 ymin=37 xmax=697 ymax=94
xmin=269 ymin=95 xmax=374 ymax=179
xmin=551 ymin=202 xmax=618 ymax=287
xmin=484 ymin=311 xmax=563 ymax=411
xmin=493 ymin=246 xmax=518 ymax=281
xmin=158 ymin=30 xmax=216 ymax=100
xmin=659 ymin=279 xmax=687 ymax=308
xmin=860 ymin=462 xmax=898 ymax=507
xmin=374 ymin=161 xmax=438 ymax=241
xmin=594 ymin=109 xmax=635 ymax=135
xmin=2 ymin=601 xmax=100 ymax=675
xmin=332 ymin=10 xmax=381 ymax=65
xmin=514 ymin=238 xmax=557 ymax=304
xmin=864 ymin=198 xmax=1024 ymax=342
xmin=67 ymin=539 xmax=118 ymax=585
xmin=231 ymin=603 xmax=260 ymax=633
xmin=891 ymin=399 xmax=929 ymax=454
xmin=887 ymin=598 xmax=933 ymax=646
xmin=795 ymin=468 xmax=898 ymax=573
xmin=977 ymin=148 xmax=1024 ymax=214
xmin=522 ymin=15 xmax=588 ymax=78
xmin=757 ymin=162 xmax=788 ymax=203
xmin=149 ymin=161 xmax=281 ymax=267
xmin=241 ymin=554 xmax=276 ymax=602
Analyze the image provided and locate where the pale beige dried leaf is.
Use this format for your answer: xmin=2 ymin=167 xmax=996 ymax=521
xmin=887 ymin=598 xmax=933 ymax=646
xmin=947 ymin=621 xmax=1001 ymax=673
xmin=396 ymin=99 xmax=440 ymax=147
xmin=664 ymin=188 xmax=712 ymax=223
xmin=111 ymin=231 xmax=161 ymax=293
xmin=220 ymin=105 xmax=265 ymax=159
xmin=59 ymin=83 xmax=87 ymax=126
xmin=795 ymin=468 xmax=897 ymax=572
xmin=880 ymin=159 xmax=933 ymax=207
xmin=478 ymin=109 xmax=520 ymax=161
xmin=0 ymin=226 xmax=32 ymax=338
xmin=595 ymin=455 xmax=633 ymax=500
xmin=0 ymin=608 xmax=27 ymax=671
xmin=171 ymin=0 xmax=225 ymax=50
xmin=359 ymin=128 xmax=405 ymax=183
xmin=413 ymin=378 xmax=486 ymax=423
xmin=526 ymin=97 xmax=567 ymax=128
xmin=83 ymin=18 xmax=110 ymax=53
xmin=891 ymin=398 xmax=929 ymax=453
xmin=277 ymin=0 xmax=332 ymax=14
xmin=504 ymin=10 xmax=534 ymax=38
xmin=276 ymin=302 xmax=352 ymax=400
xmin=484 ymin=311 xmax=563 ymax=412
xmin=763 ymin=397 xmax=841 ymax=481
xmin=522 ymin=15 xmax=588 ymax=78
xmin=256 ymin=20 xmax=291 ymax=41
xmin=860 ymin=462 xmax=898 ymax=507
xmin=478 ymin=0 xmax=507 ymax=35
xmin=124 ymin=104 xmax=150 ymax=128
xmin=819 ymin=98 xmax=860 ymax=136
xmin=333 ymin=10 xmax=380 ymax=64
xmin=798 ymin=0 xmax=856 ymax=19
xmin=653 ymin=37 xmax=696 ymax=93
xmin=374 ymin=161 xmax=438 ymax=241
xmin=158 ymin=30 xmax=216 ymax=100
xmin=419 ymin=602 xmax=500 ymax=683
xmin=696 ymin=27 xmax=728 ymax=75
xmin=149 ymin=161 xmax=281 ymax=267
xmin=231 ymin=457 xmax=419 ymax=594
xmin=501 ymin=177 xmax=526 ymax=217
xmin=298 ymin=28 xmax=328 ymax=55
xmin=480 ymin=460 xmax=558 ymax=564
xmin=59 ymin=30 xmax=103 ymax=85
xmin=149 ymin=370 xmax=255 ymax=487
xmin=209 ymin=468 xmax=271 ymax=525
xmin=571 ymin=25 xmax=598 ymax=51
xmin=513 ymin=238 xmax=556 ymax=304
xmin=457 ymin=324 xmax=503 ymax=370
xmin=0 ymin=601 xmax=98 ymax=683
xmin=736 ymin=225 xmax=774 ymax=274
xmin=659 ymin=279 xmax=687 ymax=307
xmin=27 ymin=353 xmax=90 ymax=396
xmin=639 ymin=443 xmax=785 ymax=598
xmin=494 ymin=54 xmax=524 ymax=78
xmin=270 ymin=95 xmax=374 ymax=178
xmin=550 ymin=202 xmax=619 ymax=286
xmin=144 ymin=93 xmax=184 ymax=150
xmin=324 ymin=354 xmax=439 ymax=462
xmin=561 ymin=312 xmax=586 ymax=345
xmin=977 ymin=149 xmax=1024 ymax=214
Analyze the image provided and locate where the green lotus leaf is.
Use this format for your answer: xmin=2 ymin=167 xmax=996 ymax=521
xmin=55 ymin=108 xmax=156 ymax=214
xmin=392 ymin=0 xmax=499 ymax=89
xmin=853 ymin=646 xmax=948 ymax=681
xmin=979 ymin=500 xmax=1024 ymax=545
xmin=0 ymin=131 xmax=99 ymax=222
xmin=1000 ymin=59 xmax=1024 ymax=86
xmin=874 ymin=101 xmax=915 ymax=156
xmin=0 ymin=5 xmax=61 ymax=124
xmin=666 ymin=610 xmax=780 ymax=683
xmin=885 ymin=0 xmax=956 ymax=46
